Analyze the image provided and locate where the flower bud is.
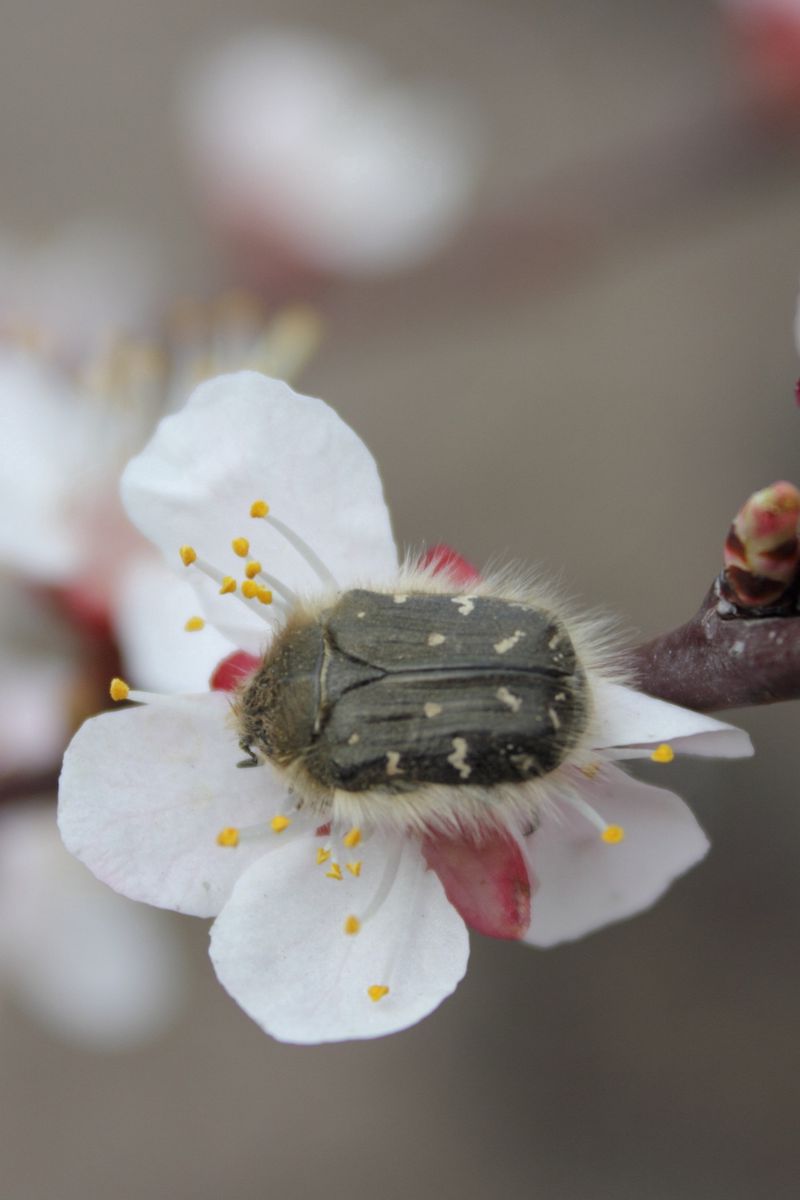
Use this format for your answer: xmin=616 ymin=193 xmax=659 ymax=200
xmin=723 ymin=480 xmax=800 ymax=606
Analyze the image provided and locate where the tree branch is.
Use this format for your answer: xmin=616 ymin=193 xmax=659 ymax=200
xmin=630 ymin=578 xmax=800 ymax=712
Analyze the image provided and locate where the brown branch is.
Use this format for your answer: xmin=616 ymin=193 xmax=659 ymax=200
xmin=630 ymin=578 xmax=800 ymax=712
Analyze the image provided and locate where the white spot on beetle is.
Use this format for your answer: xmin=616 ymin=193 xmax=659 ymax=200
xmin=348 ymin=732 xmax=360 ymax=745
xmin=494 ymin=630 xmax=526 ymax=655
xmin=427 ymin=632 xmax=446 ymax=647
xmin=386 ymin=751 xmax=404 ymax=776
xmin=731 ymin=640 xmax=745 ymax=656
xmin=393 ymin=594 xmax=408 ymax=604
xmin=447 ymin=738 xmax=471 ymax=779
xmin=496 ymin=686 xmax=522 ymax=713
xmin=357 ymin=611 xmax=366 ymax=619
xmin=451 ymin=596 xmax=475 ymax=616
xmin=548 ymin=632 xmax=561 ymax=650
xmin=424 ymin=702 xmax=443 ymax=718
xmin=554 ymin=692 xmax=566 ymax=702
xmin=548 ymin=707 xmax=561 ymax=730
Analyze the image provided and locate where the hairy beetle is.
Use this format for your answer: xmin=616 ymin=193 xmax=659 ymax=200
xmin=236 ymin=587 xmax=590 ymax=818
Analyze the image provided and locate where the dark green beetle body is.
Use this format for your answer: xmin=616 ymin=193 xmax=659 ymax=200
xmin=237 ymin=588 xmax=590 ymax=795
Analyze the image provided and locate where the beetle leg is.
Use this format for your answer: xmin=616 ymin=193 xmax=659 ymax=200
xmin=237 ymin=739 xmax=260 ymax=768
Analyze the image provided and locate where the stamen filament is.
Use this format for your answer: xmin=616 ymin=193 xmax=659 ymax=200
xmin=251 ymin=505 xmax=339 ymax=588
xmin=564 ymin=792 xmax=625 ymax=844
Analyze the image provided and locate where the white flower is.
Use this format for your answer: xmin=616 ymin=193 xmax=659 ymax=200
xmin=0 ymin=221 xmax=163 ymax=364
xmin=58 ymin=372 xmax=753 ymax=1044
xmin=0 ymin=801 xmax=185 ymax=1049
xmin=177 ymin=27 xmax=481 ymax=277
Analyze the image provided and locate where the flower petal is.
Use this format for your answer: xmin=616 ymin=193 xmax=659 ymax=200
xmin=0 ymin=804 xmax=184 ymax=1049
xmin=113 ymin=553 xmax=237 ymax=692
xmin=522 ymin=764 xmax=709 ymax=948
xmin=422 ymin=827 xmax=531 ymax=939
xmin=58 ymin=692 xmax=294 ymax=917
xmin=210 ymin=835 xmax=469 ymax=1043
xmin=121 ymin=371 xmax=398 ymax=651
xmin=592 ymin=682 xmax=754 ymax=757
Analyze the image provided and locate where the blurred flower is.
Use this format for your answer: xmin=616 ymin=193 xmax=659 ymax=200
xmin=719 ymin=0 xmax=800 ymax=119
xmin=176 ymin=28 xmax=481 ymax=287
xmin=59 ymin=373 xmax=752 ymax=1044
xmin=0 ymin=221 xmax=164 ymax=365
xmin=0 ymin=802 xmax=184 ymax=1049
xmin=0 ymin=239 xmax=317 ymax=1047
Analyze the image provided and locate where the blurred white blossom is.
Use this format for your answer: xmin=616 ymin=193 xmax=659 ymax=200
xmin=177 ymin=28 xmax=481 ymax=279
xmin=0 ymin=802 xmax=185 ymax=1049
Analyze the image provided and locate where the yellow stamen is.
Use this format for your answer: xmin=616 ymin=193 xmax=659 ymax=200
xmin=650 ymin=743 xmax=675 ymax=764
xmin=256 ymin=586 xmax=273 ymax=605
xmin=326 ymin=862 xmax=343 ymax=881
xmin=316 ymin=847 xmax=331 ymax=865
xmin=232 ymin=537 xmax=250 ymax=558
xmin=602 ymin=825 xmax=625 ymax=844
xmin=241 ymin=579 xmax=258 ymax=599
xmin=367 ymin=985 xmax=389 ymax=1002
xmin=344 ymin=915 xmax=361 ymax=936
xmin=579 ymin=763 xmax=601 ymax=780
xmin=216 ymin=827 xmax=240 ymax=848
xmin=346 ymin=861 xmax=362 ymax=878
xmin=271 ymin=815 xmax=291 ymax=834
xmin=245 ymin=560 xmax=262 ymax=579
xmin=343 ymin=827 xmax=362 ymax=850
xmin=109 ymin=677 xmax=130 ymax=702
xmin=179 ymin=545 xmax=197 ymax=566
xmin=219 ymin=576 xmax=236 ymax=595
xmin=184 ymin=616 xmax=205 ymax=632
xmin=250 ymin=500 xmax=269 ymax=518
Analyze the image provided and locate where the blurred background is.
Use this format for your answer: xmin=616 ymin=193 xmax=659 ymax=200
xmin=1 ymin=0 xmax=799 ymax=1196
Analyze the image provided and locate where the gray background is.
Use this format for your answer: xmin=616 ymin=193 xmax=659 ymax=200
xmin=1 ymin=2 xmax=799 ymax=1197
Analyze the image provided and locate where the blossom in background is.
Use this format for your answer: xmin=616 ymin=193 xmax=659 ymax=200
xmin=0 ymin=221 xmax=164 ymax=365
xmin=0 ymin=229 xmax=316 ymax=1045
xmin=0 ymin=802 xmax=184 ymax=1049
xmin=176 ymin=27 xmax=481 ymax=285
xmin=719 ymin=0 xmax=800 ymax=117
xmin=59 ymin=373 xmax=752 ymax=1044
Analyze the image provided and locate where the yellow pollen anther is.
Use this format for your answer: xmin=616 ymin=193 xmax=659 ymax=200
xmin=650 ymin=743 xmax=675 ymax=764
xmin=602 ymin=824 xmax=625 ymax=844
xmin=184 ymin=616 xmax=205 ymax=632
xmin=316 ymin=847 xmax=331 ymax=865
xmin=344 ymin=915 xmax=361 ymax=935
xmin=109 ymin=677 xmax=130 ymax=702
xmin=179 ymin=545 xmax=197 ymax=566
xmin=343 ymin=827 xmax=362 ymax=849
xmin=232 ymin=537 xmax=250 ymax=558
xmin=245 ymin=560 xmax=262 ymax=579
xmin=326 ymin=862 xmax=344 ymax=881
xmin=346 ymin=861 xmax=362 ymax=878
xmin=257 ymin=586 xmax=273 ymax=605
xmin=216 ymin=827 xmax=240 ymax=848
xmin=367 ymin=985 xmax=390 ymax=1002
xmin=241 ymin=579 xmax=258 ymax=599
xmin=250 ymin=500 xmax=269 ymax=518
xmin=271 ymin=815 xmax=291 ymax=834
xmin=219 ymin=576 xmax=236 ymax=595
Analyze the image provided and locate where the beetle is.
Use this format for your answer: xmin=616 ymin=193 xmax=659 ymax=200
xmin=235 ymin=587 xmax=590 ymax=822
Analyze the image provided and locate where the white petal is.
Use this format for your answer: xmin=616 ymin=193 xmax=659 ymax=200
xmin=522 ymin=765 xmax=709 ymax=948
xmin=210 ymin=835 xmax=469 ymax=1043
xmin=592 ymin=682 xmax=753 ymax=757
xmin=59 ymin=691 xmax=294 ymax=917
xmin=121 ymin=371 xmax=398 ymax=651
xmin=113 ymin=553 xmax=237 ymax=692
xmin=0 ymin=804 xmax=184 ymax=1049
